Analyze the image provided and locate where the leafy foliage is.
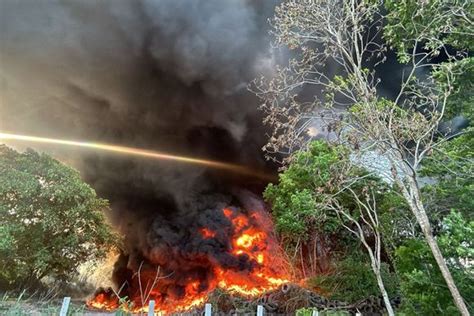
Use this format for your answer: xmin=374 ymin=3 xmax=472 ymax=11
xmin=310 ymin=251 xmax=398 ymax=303
xmin=383 ymin=2 xmax=474 ymax=313
xmin=384 ymin=0 xmax=474 ymax=62
xmin=434 ymin=57 xmax=474 ymax=122
xmin=421 ymin=131 xmax=474 ymax=219
xmin=263 ymin=141 xmax=346 ymax=241
xmin=399 ymin=127 xmax=474 ymax=314
xmin=0 ymin=145 xmax=116 ymax=289
xmin=395 ymin=211 xmax=474 ymax=314
xmin=258 ymin=0 xmax=472 ymax=313
xmin=264 ymin=141 xmax=399 ymax=301
xmin=296 ymin=308 xmax=348 ymax=316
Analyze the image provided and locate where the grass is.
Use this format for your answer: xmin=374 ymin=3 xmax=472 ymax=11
xmin=296 ymin=308 xmax=350 ymax=316
xmin=0 ymin=290 xmax=89 ymax=315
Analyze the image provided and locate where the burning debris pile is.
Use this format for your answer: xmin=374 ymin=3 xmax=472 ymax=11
xmin=88 ymin=281 xmax=393 ymax=315
xmin=205 ymin=283 xmax=394 ymax=315
xmin=87 ymin=203 xmax=292 ymax=314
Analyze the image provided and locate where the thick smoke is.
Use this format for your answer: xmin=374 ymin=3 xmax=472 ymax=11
xmin=0 ymin=1 xmax=279 ymax=204
xmin=1 ymin=0 xmax=281 ymax=300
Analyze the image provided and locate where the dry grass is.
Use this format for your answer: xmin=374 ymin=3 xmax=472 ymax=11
xmin=0 ymin=290 xmax=86 ymax=315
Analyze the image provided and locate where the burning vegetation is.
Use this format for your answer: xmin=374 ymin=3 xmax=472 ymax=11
xmin=87 ymin=206 xmax=292 ymax=314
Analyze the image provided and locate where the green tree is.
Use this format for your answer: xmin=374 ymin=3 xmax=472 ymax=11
xmin=264 ymin=141 xmax=347 ymax=277
xmin=253 ymin=1 xmax=472 ymax=313
xmin=384 ymin=0 xmax=473 ymax=60
xmin=385 ymin=2 xmax=473 ymax=312
xmin=265 ymin=141 xmax=398 ymax=307
xmin=394 ymin=110 xmax=474 ymax=315
xmin=0 ymin=145 xmax=116 ymax=289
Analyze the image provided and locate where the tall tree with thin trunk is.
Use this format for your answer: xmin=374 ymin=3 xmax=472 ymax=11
xmin=252 ymin=1 xmax=472 ymax=314
xmin=327 ymin=185 xmax=395 ymax=316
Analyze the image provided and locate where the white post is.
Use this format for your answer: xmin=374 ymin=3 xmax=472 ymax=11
xmin=148 ymin=300 xmax=155 ymax=316
xmin=356 ymin=313 xmax=362 ymax=316
xmin=205 ymin=303 xmax=212 ymax=316
xmin=311 ymin=310 xmax=319 ymax=316
xmin=59 ymin=297 xmax=71 ymax=316
xmin=257 ymin=305 xmax=264 ymax=316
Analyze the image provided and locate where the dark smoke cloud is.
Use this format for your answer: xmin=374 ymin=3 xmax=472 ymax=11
xmin=0 ymin=0 xmax=279 ymax=198
xmin=0 ymin=0 xmax=281 ymax=298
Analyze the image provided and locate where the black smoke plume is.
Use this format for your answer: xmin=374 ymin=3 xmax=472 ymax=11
xmin=1 ymin=0 xmax=282 ymax=301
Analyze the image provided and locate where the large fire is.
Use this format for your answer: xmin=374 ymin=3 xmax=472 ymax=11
xmin=87 ymin=207 xmax=292 ymax=314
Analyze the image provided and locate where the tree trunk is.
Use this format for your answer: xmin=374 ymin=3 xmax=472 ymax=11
xmin=364 ymin=239 xmax=395 ymax=316
xmin=417 ymin=206 xmax=470 ymax=316
xmin=404 ymin=178 xmax=470 ymax=316
xmin=373 ymin=266 xmax=395 ymax=316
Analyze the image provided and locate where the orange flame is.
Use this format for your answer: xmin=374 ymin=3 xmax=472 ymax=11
xmin=87 ymin=207 xmax=291 ymax=314
xmin=86 ymin=290 xmax=119 ymax=310
xmin=200 ymin=227 xmax=216 ymax=239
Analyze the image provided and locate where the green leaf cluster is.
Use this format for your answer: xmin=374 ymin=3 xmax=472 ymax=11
xmin=0 ymin=146 xmax=117 ymax=289
xmin=421 ymin=131 xmax=474 ymax=219
xmin=310 ymin=251 xmax=398 ymax=302
xmin=395 ymin=211 xmax=474 ymax=315
xmin=434 ymin=57 xmax=474 ymax=122
xmin=263 ymin=141 xmax=348 ymax=241
xmin=384 ymin=0 xmax=474 ymax=62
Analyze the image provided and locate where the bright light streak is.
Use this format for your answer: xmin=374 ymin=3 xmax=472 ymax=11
xmin=0 ymin=132 xmax=275 ymax=180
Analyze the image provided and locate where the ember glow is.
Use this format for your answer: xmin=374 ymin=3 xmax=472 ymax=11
xmin=87 ymin=207 xmax=292 ymax=314
xmin=200 ymin=228 xmax=216 ymax=239
xmin=87 ymin=289 xmax=120 ymax=310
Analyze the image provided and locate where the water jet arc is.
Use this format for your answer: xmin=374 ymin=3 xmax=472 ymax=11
xmin=0 ymin=132 xmax=275 ymax=181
